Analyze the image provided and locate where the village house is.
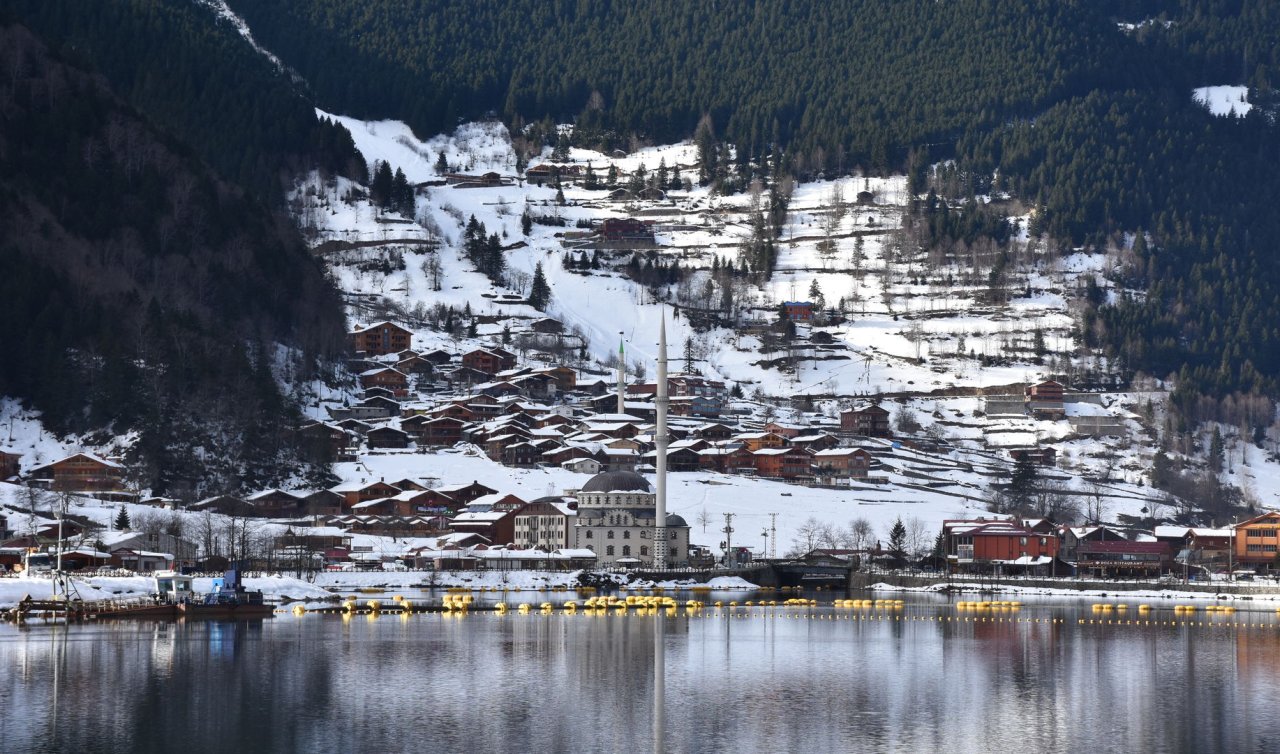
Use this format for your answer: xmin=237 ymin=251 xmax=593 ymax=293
xmin=360 ymin=367 xmax=410 ymax=397
xmin=752 ymin=447 xmax=812 ymax=480
xmin=297 ymin=422 xmax=352 ymax=461
xmin=1057 ymin=524 xmax=1129 ymax=562
xmin=245 ymin=489 xmax=304 ymax=515
xmin=1025 ymin=380 xmax=1066 ymax=420
xmin=419 ymin=416 xmax=468 ymax=446
xmin=330 ymin=480 xmax=404 ymax=510
xmin=942 ymin=519 xmax=1060 ymax=574
xmin=733 ymin=432 xmax=787 ymax=452
xmin=840 ymin=404 xmax=892 ymax=438
xmin=789 ymin=433 xmax=839 ymax=453
xmin=1009 ymin=446 xmax=1058 ymax=468
xmin=599 ymin=217 xmax=655 ymax=245
xmin=100 ymin=530 xmax=199 ymax=570
xmin=366 ymin=425 xmax=411 ymax=449
xmin=1076 ymin=540 xmax=1173 ymax=578
xmin=0 ymin=449 xmax=20 ymax=481
xmin=449 ymin=508 xmax=519 ymax=546
xmin=782 ymin=301 xmax=814 ymax=322
xmin=562 ymin=457 xmax=603 ymax=474
xmin=462 ymin=348 xmax=518 ymax=375
xmin=512 ymin=500 xmax=574 ymax=550
xmin=812 ymin=447 xmax=874 ymax=479
xmin=1233 ymin=512 xmax=1280 ymax=572
xmin=1154 ymin=525 xmax=1233 ymax=573
xmin=28 ymin=453 xmax=126 ymax=493
xmin=347 ymin=321 xmax=413 ymax=356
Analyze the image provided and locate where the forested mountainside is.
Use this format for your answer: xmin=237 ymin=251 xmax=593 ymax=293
xmin=229 ymin=0 xmax=1138 ymax=164
xmin=234 ymin=0 xmax=1280 ymax=413
xmin=0 ymin=21 xmax=343 ymax=496
xmin=0 ymin=0 xmax=367 ymax=202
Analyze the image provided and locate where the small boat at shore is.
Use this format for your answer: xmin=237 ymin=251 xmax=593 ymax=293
xmin=9 ymin=569 xmax=274 ymax=622
xmin=157 ymin=569 xmax=275 ymax=619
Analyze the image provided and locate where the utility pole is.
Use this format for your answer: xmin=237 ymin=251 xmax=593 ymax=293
xmin=769 ymin=513 xmax=778 ymax=559
xmin=721 ymin=512 xmax=735 ymax=568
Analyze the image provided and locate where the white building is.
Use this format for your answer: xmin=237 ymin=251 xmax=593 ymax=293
xmin=572 ymin=470 xmax=689 ymax=567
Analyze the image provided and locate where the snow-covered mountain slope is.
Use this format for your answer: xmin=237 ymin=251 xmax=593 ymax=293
xmin=282 ymin=111 xmax=1280 ymax=546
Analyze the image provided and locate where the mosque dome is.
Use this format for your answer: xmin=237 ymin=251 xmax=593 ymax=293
xmin=580 ymin=470 xmax=652 ymax=494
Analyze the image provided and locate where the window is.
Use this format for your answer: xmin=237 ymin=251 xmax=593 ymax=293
xmin=640 ymin=546 xmax=648 ymax=557
xmin=623 ymin=531 xmax=631 ymax=539
xmin=606 ymin=545 xmax=615 ymax=556
xmin=622 ymin=546 xmax=631 ymax=556
xmin=641 ymin=530 xmax=648 ymax=538
xmin=670 ymin=547 xmax=678 ymax=557
xmin=586 ymin=545 xmax=594 ymax=553
xmin=607 ymin=530 xmax=615 ymax=539
xmin=585 ymin=530 xmax=593 ymax=540
xmin=1019 ymin=537 xmax=1028 ymax=546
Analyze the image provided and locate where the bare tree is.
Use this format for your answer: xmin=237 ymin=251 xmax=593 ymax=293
xmin=905 ymin=516 xmax=930 ymax=558
xmin=846 ymin=517 xmax=875 ymax=550
xmin=788 ymin=516 xmax=825 ymax=556
xmin=1085 ymin=479 xmax=1109 ymax=523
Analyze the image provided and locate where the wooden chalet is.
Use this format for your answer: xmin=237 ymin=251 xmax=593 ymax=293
xmin=348 ymin=321 xmax=413 ymax=356
xmin=1025 ymin=380 xmax=1066 ymax=420
xmin=245 ymin=489 xmax=304 ymax=514
xmin=366 ymin=425 xmax=411 ymax=449
xmin=812 ymin=448 xmax=873 ymax=479
xmin=752 ymin=447 xmax=812 ymax=479
xmin=331 ymin=480 xmax=403 ymax=510
xmin=29 ymin=453 xmax=125 ymax=493
xmin=360 ymin=367 xmax=409 ymax=397
xmin=462 ymin=348 xmax=517 ymax=375
xmin=0 ymin=449 xmax=20 ymax=481
xmin=1009 ymin=447 xmax=1058 ymax=468
xmin=840 ymin=404 xmax=892 ymax=438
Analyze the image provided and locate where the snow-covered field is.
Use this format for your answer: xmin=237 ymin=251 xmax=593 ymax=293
xmin=1193 ymin=85 xmax=1253 ymax=117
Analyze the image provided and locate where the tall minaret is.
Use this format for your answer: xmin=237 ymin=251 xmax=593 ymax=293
xmin=616 ymin=334 xmax=626 ymax=415
xmin=653 ymin=315 xmax=669 ymax=569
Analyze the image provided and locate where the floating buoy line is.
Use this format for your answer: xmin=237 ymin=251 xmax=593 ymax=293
xmin=277 ymin=596 xmax=1280 ymax=630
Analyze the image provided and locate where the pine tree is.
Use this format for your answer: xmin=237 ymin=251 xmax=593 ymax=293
xmin=521 ymin=210 xmax=532 ymax=236
xmin=1209 ymin=428 xmax=1225 ymax=473
xmin=1009 ymin=453 xmax=1039 ymax=511
xmin=528 ymin=262 xmax=551 ymax=310
xmin=435 ymin=150 xmax=449 ymax=174
xmin=371 ymin=160 xmax=394 ymax=208
xmin=888 ymin=518 xmax=907 ymax=563
xmin=114 ymin=507 xmax=131 ymax=531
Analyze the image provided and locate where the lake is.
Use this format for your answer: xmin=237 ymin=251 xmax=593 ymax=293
xmin=3 ymin=595 xmax=1280 ymax=753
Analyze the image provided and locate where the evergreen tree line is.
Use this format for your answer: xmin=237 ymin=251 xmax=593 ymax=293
xmin=0 ymin=22 xmax=343 ymax=496
xmin=1 ymin=0 xmax=368 ymax=202
xmin=229 ymin=0 xmax=1136 ymax=175
xmin=463 ymin=215 xmax=506 ymax=283
xmin=369 ymin=160 xmax=415 ymax=216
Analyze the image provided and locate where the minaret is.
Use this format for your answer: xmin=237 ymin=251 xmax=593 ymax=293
xmin=616 ymin=334 xmax=626 ymax=415
xmin=653 ymin=315 xmax=669 ymax=569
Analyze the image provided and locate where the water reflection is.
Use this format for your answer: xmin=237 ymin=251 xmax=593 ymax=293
xmin=2 ymin=602 xmax=1279 ymax=753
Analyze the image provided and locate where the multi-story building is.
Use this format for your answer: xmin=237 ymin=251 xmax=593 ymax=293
xmin=572 ymin=470 xmax=690 ymax=567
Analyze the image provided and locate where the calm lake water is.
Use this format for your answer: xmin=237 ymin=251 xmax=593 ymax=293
xmin=4 ymin=595 xmax=1280 ymax=753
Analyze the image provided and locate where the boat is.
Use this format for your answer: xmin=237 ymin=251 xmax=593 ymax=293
xmin=156 ymin=569 xmax=275 ymax=619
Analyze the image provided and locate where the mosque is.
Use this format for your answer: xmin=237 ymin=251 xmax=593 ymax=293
xmin=572 ymin=470 xmax=690 ymax=567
